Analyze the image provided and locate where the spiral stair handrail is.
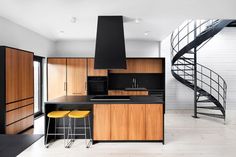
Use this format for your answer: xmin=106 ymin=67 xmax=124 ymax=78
xmin=170 ymin=19 xmax=233 ymax=119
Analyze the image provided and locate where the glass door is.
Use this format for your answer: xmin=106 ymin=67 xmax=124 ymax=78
xmin=34 ymin=56 xmax=44 ymax=117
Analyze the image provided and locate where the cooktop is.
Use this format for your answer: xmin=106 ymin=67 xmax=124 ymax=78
xmin=90 ymin=96 xmax=131 ymax=101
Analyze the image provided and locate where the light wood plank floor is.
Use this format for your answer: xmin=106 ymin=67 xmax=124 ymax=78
xmin=18 ymin=110 xmax=236 ymax=157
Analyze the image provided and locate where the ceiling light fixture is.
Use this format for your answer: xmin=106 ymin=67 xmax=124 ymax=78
xmin=71 ymin=17 xmax=78 ymax=23
xmin=144 ymin=31 xmax=150 ymax=36
xmin=59 ymin=30 xmax=64 ymax=34
xmin=135 ymin=18 xmax=141 ymax=23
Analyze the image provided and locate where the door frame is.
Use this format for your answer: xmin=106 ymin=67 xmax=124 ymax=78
xmin=34 ymin=55 xmax=44 ymax=118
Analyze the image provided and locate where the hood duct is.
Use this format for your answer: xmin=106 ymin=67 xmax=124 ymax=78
xmin=94 ymin=16 xmax=127 ymax=69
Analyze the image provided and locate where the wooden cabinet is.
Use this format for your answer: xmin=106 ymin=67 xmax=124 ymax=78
xmin=5 ymin=48 xmax=34 ymax=103
xmin=110 ymin=59 xmax=163 ymax=73
xmin=111 ymin=104 xmax=128 ymax=140
xmin=128 ymin=104 xmax=146 ymax=140
xmin=93 ymin=104 xmax=111 ymax=140
xmin=146 ymin=104 xmax=163 ymax=140
xmin=67 ymin=59 xmax=87 ymax=96
xmin=47 ymin=58 xmax=67 ymax=100
xmin=108 ymin=90 xmax=148 ymax=96
xmin=88 ymin=58 xmax=108 ymax=76
xmin=47 ymin=58 xmax=88 ymax=99
xmin=93 ymin=104 xmax=164 ymax=141
xmin=0 ymin=46 xmax=34 ymax=134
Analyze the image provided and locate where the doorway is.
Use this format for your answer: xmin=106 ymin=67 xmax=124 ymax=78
xmin=34 ymin=56 xmax=44 ymax=117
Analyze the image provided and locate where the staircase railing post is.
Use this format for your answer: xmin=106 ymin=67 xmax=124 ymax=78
xmin=193 ymin=20 xmax=199 ymax=118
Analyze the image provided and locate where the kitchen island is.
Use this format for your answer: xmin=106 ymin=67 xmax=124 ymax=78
xmin=45 ymin=95 xmax=164 ymax=145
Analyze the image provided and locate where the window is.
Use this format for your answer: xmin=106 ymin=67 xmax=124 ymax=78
xmin=34 ymin=56 xmax=44 ymax=117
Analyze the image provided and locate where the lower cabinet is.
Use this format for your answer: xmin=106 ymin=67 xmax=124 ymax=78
xmin=111 ymin=104 xmax=128 ymax=140
xmin=93 ymin=104 xmax=163 ymax=141
xmin=93 ymin=104 xmax=111 ymax=140
xmin=128 ymin=104 xmax=146 ymax=140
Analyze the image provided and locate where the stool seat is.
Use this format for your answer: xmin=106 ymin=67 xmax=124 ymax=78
xmin=68 ymin=111 xmax=90 ymax=118
xmin=47 ymin=111 xmax=70 ymax=118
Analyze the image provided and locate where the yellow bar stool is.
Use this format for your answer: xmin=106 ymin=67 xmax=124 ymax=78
xmin=66 ymin=110 xmax=92 ymax=148
xmin=45 ymin=111 xmax=70 ymax=148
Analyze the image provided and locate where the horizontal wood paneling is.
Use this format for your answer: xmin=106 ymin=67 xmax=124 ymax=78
xmin=6 ymin=104 xmax=34 ymax=125
xmin=6 ymin=115 xmax=34 ymax=134
xmin=108 ymin=90 xmax=148 ymax=96
xmin=6 ymin=98 xmax=34 ymax=111
xmin=110 ymin=59 xmax=163 ymax=73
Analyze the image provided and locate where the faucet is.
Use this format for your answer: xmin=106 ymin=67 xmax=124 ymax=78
xmin=132 ymin=78 xmax=138 ymax=88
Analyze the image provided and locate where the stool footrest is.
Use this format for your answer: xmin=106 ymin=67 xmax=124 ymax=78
xmin=47 ymin=133 xmax=65 ymax=136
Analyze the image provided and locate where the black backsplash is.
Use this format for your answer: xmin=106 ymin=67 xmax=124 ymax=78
xmin=108 ymin=73 xmax=164 ymax=90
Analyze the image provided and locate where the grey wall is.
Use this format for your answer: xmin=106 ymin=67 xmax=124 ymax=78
xmin=161 ymin=27 xmax=236 ymax=110
xmin=0 ymin=16 xmax=55 ymax=56
xmin=54 ymin=39 xmax=160 ymax=57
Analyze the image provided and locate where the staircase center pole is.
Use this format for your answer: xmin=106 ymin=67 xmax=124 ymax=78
xmin=193 ymin=21 xmax=199 ymax=118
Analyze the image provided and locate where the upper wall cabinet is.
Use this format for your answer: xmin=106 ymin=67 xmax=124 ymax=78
xmin=67 ymin=59 xmax=87 ymax=96
xmin=109 ymin=59 xmax=163 ymax=74
xmin=88 ymin=58 xmax=108 ymax=76
xmin=47 ymin=58 xmax=88 ymax=100
xmin=47 ymin=58 xmax=67 ymax=100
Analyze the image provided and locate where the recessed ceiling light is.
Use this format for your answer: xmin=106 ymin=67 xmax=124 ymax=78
xmin=59 ymin=30 xmax=64 ymax=34
xmin=135 ymin=18 xmax=141 ymax=23
xmin=71 ymin=17 xmax=78 ymax=23
xmin=144 ymin=31 xmax=150 ymax=36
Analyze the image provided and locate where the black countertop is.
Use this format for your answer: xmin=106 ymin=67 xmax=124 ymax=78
xmin=45 ymin=95 xmax=164 ymax=105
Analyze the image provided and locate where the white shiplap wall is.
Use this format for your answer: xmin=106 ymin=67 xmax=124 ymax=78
xmin=161 ymin=27 xmax=236 ymax=110
xmin=198 ymin=27 xmax=236 ymax=110
xmin=161 ymin=35 xmax=194 ymax=110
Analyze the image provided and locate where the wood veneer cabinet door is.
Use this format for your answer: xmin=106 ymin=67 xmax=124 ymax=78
xmin=111 ymin=104 xmax=128 ymax=140
xmin=128 ymin=104 xmax=146 ymax=140
xmin=145 ymin=104 xmax=163 ymax=140
xmin=67 ymin=59 xmax=87 ymax=96
xmin=110 ymin=59 xmax=163 ymax=73
xmin=6 ymin=48 xmax=19 ymax=103
xmin=18 ymin=51 xmax=34 ymax=100
xmin=48 ymin=58 xmax=67 ymax=100
xmin=93 ymin=104 xmax=111 ymax=140
xmin=87 ymin=58 xmax=108 ymax=76
xmin=5 ymin=48 xmax=34 ymax=103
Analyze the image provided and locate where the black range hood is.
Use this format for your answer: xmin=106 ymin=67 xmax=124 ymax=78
xmin=94 ymin=16 xmax=127 ymax=69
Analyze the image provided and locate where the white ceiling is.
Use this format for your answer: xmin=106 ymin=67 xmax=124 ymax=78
xmin=0 ymin=0 xmax=235 ymax=41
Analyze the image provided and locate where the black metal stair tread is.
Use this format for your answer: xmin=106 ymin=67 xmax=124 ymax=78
xmin=197 ymin=99 xmax=212 ymax=103
xmin=197 ymin=106 xmax=222 ymax=110
xmin=173 ymin=64 xmax=194 ymax=66
xmin=197 ymin=112 xmax=225 ymax=119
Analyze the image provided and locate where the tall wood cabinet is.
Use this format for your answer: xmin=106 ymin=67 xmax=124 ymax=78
xmin=47 ymin=58 xmax=67 ymax=100
xmin=0 ymin=46 xmax=34 ymax=134
xmin=47 ymin=58 xmax=87 ymax=100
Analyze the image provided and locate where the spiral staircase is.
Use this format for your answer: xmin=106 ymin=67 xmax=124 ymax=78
xmin=171 ymin=20 xmax=234 ymax=120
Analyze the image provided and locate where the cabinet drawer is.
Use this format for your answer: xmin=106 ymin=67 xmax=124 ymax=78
xmin=6 ymin=104 xmax=34 ymax=125
xmin=6 ymin=98 xmax=34 ymax=111
xmin=6 ymin=115 xmax=34 ymax=134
